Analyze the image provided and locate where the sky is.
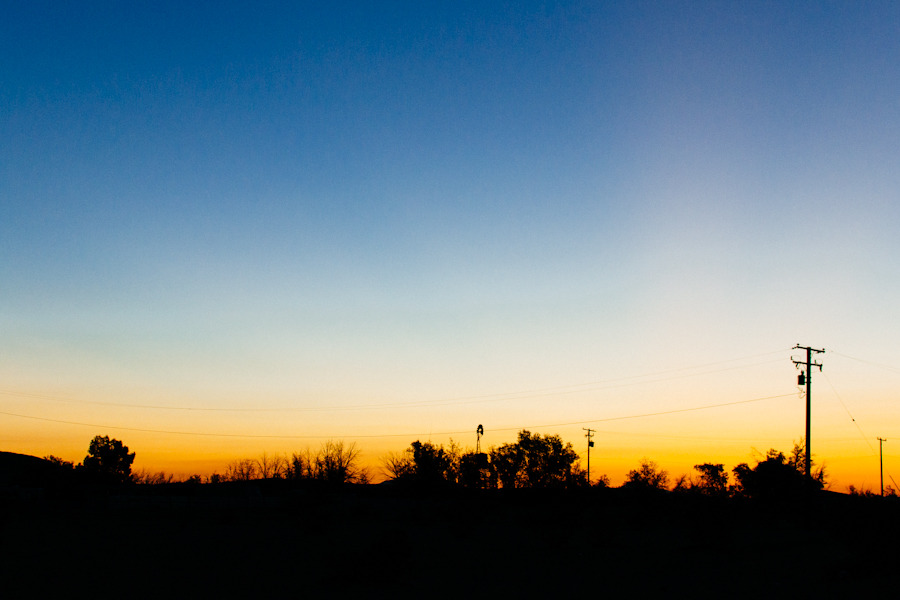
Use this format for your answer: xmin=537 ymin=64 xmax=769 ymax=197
xmin=2 ymin=1 xmax=900 ymax=489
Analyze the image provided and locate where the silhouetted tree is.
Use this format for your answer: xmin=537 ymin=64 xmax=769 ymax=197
xmin=459 ymin=450 xmax=492 ymax=489
xmin=286 ymin=451 xmax=311 ymax=480
xmin=256 ymin=452 xmax=288 ymax=479
xmin=311 ymin=440 xmax=368 ymax=484
xmin=382 ymin=450 xmax=415 ymax=481
xmin=488 ymin=430 xmax=580 ymax=489
xmin=223 ymin=443 xmax=367 ymax=484
xmin=623 ymin=458 xmax=669 ymax=490
xmin=411 ymin=440 xmax=452 ymax=485
xmin=382 ymin=440 xmax=462 ymax=486
xmin=224 ymin=458 xmax=258 ymax=481
xmin=672 ymin=474 xmax=690 ymax=492
xmin=406 ymin=441 xmax=453 ymax=485
xmin=568 ymin=463 xmax=590 ymax=488
xmin=443 ymin=439 xmax=463 ymax=484
xmin=81 ymin=435 xmax=136 ymax=484
xmin=489 ymin=441 xmax=520 ymax=489
xmin=692 ymin=463 xmax=729 ymax=496
xmin=592 ymin=473 xmax=611 ymax=489
xmin=786 ymin=438 xmax=827 ymax=485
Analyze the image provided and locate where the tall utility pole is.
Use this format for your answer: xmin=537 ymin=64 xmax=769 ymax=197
xmin=583 ymin=428 xmax=595 ymax=484
xmin=878 ymin=437 xmax=887 ymax=497
xmin=792 ymin=344 xmax=824 ymax=479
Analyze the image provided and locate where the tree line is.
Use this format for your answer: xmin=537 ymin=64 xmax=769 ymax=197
xmin=45 ymin=436 xmax=368 ymax=486
xmin=42 ymin=431 xmax=895 ymax=498
xmin=381 ymin=430 xmax=840 ymax=498
xmin=213 ymin=440 xmax=368 ymax=485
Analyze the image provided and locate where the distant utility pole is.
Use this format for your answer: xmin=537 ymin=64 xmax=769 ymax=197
xmin=878 ymin=437 xmax=887 ymax=497
xmin=792 ymin=344 xmax=824 ymax=479
xmin=583 ymin=428 xmax=595 ymax=484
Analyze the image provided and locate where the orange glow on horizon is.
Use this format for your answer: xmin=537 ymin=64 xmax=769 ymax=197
xmin=7 ymin=418 xmax=890 ymax=493
xmin=3 ymin=350 xmax=897 ymax=493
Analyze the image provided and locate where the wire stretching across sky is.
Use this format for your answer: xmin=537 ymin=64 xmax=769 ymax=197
xmin=0 ymin=392 xmax=796 ymax=440
xmin=821 ymin=370 xmax=877 ymax=455
xmin=829 ymin=349 xmax=900 ymax=374
xmin=0 ymin=349 xmax=790 ymax=413
xmin=820 ymin=368 xmax=900 ymax=491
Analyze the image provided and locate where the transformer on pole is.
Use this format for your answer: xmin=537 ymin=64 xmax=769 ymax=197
xmin=792 ymin=344 xmax=824 ymax=479
xmin=583 ymin=428 xmax=595 ymax=485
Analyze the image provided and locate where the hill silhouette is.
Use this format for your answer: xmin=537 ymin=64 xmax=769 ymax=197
xmin=0 ymin=451 xmax=68 ymax=488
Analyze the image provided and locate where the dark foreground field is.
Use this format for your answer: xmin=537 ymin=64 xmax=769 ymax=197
xmin=2 ymin=482 xmax=898 ymax=597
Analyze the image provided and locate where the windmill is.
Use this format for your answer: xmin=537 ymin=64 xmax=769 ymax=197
xmin=471 ymin=424 xmax=489 ymax=487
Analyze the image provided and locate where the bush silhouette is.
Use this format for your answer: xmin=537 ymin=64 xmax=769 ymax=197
xmin=732 ymin=441 xmax=825 ymax=498
xmin=623 ymin=458 xmax=669 ymax=490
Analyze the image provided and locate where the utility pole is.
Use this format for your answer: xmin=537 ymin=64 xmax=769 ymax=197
xmin=878 ymin=437 xmax=886 ymax=497
xmin=792 ymin=344 xmax=824 ymax=479
xmin=583 ymin=428 xmax=595 ymax=485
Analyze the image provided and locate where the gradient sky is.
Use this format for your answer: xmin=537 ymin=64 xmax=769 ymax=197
xmin=3 ymin=1 xmax=899 ymax=489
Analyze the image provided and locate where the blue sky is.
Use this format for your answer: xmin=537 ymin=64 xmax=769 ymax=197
xmin=2 ymin=2 xmax=900 ymax=485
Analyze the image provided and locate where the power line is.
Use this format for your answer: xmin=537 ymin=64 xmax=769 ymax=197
xmin=505 ymin=394 xmax=795 ymax=430
xmin=0 ymin=392 xmax=794 ymax=441
xmin=829 ymin=350 xmax=900 ymax=375
xmin=583 ymin=429 xmax=855 ymax=444
xmin=818 ymin=371 xmax=900 ymax=492
xmin=0 ymin=350 xmax=789 ymax=413
xmin=820 ymin=371 xmax=877 ymax=454
xmin=823 ymin=351 xmax=900 ymax=490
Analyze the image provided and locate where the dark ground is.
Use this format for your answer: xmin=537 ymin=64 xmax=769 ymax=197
xmin=1 ymin=479 xmax=898 ymax=597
